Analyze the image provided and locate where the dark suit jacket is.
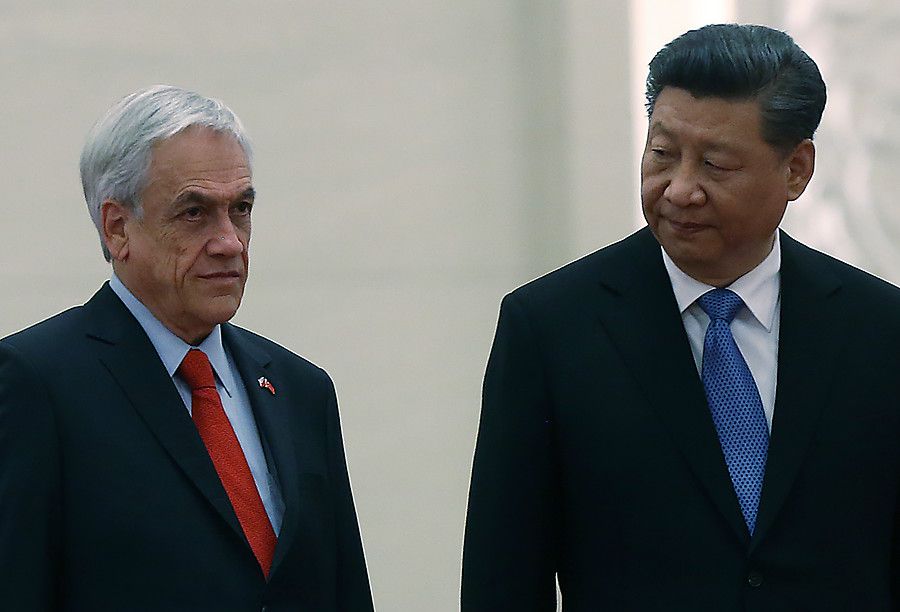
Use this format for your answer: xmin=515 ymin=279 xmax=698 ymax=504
xmin=462 ymin=228 xmax=900 ymax=611
xmin=0 ymin=283 xmax=373 ymax=611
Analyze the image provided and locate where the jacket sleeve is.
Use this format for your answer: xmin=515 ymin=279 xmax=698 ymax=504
xmin=0 ymin=340 xmax=62 ymax=611
xmin=461 ymin=293 xmax=559 ymax=611
xmin=324 ymin=381 xmax=375 ymax=611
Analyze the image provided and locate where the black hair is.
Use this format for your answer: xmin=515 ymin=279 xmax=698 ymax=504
xmin=645 ymin=24 xmax=826 ymax=152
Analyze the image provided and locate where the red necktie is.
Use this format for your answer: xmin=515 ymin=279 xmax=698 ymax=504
xmin=178 ymin=348 xmax=277 ymax=577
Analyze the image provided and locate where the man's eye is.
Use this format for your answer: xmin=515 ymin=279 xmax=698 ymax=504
xmin=184 ymin=207 xmax=202 ymax=218
xmin=704 ymin=160 xmax=729 ymax=171
xmin=234 ymin=202 xmax=253 ymax=215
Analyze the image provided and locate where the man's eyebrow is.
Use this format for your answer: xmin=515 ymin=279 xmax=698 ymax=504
xmin=648 ymin=122 xmax=742 ymax=154
xmin=647 ymin=122 xmax=673 ymax=139
xmin=172 ymin=187 xmax=256 ymax=207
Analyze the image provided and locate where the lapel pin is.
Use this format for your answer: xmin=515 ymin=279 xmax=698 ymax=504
xmin=258 ymin=376 xmax=276 ymax=395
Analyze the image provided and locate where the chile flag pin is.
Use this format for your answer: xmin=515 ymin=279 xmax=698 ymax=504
xmin=257 ymin=376 xmax=276 ymax=395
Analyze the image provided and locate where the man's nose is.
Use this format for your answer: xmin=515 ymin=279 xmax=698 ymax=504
xmin=663 ymin=163 xmax=706 ymax=207
xmin=207 ymin=218 xmax=244 ymax=256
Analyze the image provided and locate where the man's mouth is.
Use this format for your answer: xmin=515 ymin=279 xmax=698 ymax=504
xmin=198 ymin=271 xmax=241 ymax=280
xmin=667 ymin=219 xmax=710 ymax=232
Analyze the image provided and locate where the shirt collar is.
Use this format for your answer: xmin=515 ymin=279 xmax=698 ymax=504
xmin=109 ymin=273 xmax=235 ymax=394
xmin=660 ymin=232 xmax=781 ymax=332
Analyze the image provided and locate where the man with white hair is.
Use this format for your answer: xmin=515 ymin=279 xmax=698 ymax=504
xmin=0 ymin=85 xmax=374 ymax=611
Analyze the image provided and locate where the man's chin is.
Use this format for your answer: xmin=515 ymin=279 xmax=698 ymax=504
xmin=210 ymin=306 xmax=241 ymax=325
xmin=202 ymin=295 xmax=243 ymax=324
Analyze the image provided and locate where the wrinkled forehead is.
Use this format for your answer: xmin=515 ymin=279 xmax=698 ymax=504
xmin=647 ymin=88 xmax=766 ymax=144
xmin=139 ymin=127 xmax=253 ymax=204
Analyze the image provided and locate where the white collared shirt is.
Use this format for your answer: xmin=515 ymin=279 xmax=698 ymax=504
xmin=109 ymin=273 xmax=285 ymax=533
xmin=661 ymin=234 xmax=781 ymax=431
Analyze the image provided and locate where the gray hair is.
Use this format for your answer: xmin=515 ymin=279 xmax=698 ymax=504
xmin=80 ymin=85 xmax=253 ymax=261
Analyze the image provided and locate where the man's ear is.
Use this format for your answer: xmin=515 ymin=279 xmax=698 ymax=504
xmin=786 ymin=139 xmax=816 ymax=202
xmin=102 ymin=200 xmax=132 ymax=261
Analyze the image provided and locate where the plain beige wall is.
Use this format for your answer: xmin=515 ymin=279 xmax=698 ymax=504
xmin=5 ymin=1 xmax=896 ymax=610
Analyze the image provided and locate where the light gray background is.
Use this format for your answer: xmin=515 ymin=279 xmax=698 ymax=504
xmin=3 ymin=2 xmax=898 ymax=610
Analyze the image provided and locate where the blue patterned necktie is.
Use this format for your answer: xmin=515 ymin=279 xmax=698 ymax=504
xmin=697 ymin=288 xmax=769 ymax=534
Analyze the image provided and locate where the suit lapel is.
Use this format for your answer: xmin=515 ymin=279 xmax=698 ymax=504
xmin=83 ymin=284 xmax=246 ymax=541
xmin=222 ymin=324 xmax=301 ymax=577
xmin=594 ymin=228 xmax=750 ymax=545
xmin=750 ymin=232 xmax=844 ymax=550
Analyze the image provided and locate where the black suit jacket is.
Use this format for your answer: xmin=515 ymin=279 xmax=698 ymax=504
xmin=462 ymin=228 xmax=900 ymax=611
xmin=0 ymin=283 xmax=373 ymax=611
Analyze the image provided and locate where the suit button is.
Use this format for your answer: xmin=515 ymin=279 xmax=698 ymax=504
xmin=747 ymin=570 xmax=764 ymax=588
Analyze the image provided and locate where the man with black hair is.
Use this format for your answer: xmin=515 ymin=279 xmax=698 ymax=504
xmin=462 ymin=24 xmax=900 ymax=611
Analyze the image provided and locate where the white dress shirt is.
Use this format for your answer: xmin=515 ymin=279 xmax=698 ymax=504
xmin=660 ymin=234 xmax=781 ymax=431
xmin=109 ymin=274 xmax=285 ymax=533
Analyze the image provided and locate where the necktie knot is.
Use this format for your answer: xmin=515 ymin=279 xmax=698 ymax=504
xmin=698 ymin=288 xmax=744 ymax=323
xmin=178 ymin=349 xmax=217 ymax=391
